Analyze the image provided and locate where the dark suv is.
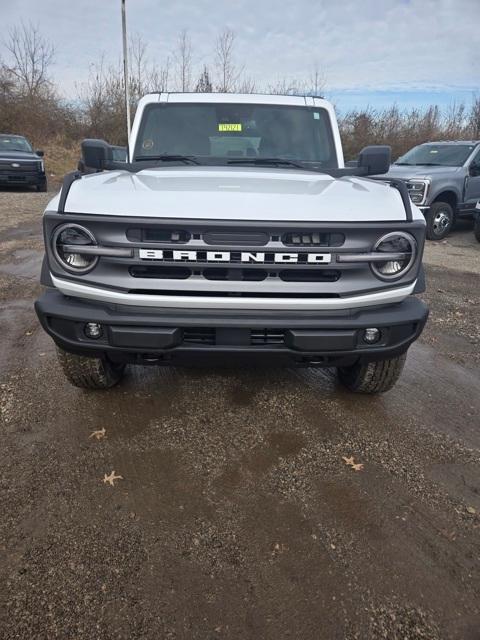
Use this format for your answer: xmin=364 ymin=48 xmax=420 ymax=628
xmin=0 ymin=134 xmax=47 ymax=192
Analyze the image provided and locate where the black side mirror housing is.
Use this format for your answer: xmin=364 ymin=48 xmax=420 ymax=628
xmin=36 ymin=149 xmax=44 ymax=157
xmin=81 ymin=139 xmax=113 ymax=171
xmin=358 ymin=145 xmax=391 ymax=175
xmin=469 ymin=162 xmax=480 ymax=177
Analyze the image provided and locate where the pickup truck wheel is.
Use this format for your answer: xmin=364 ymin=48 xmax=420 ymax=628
xmin=425 ymin=202 xmax=454 ymax=240
xmin=56 ymin=346 xmax=125 ymax=389
xmin=337 ymin=353 xmax=407 ymax=394
xmin=36 ymin=181 xmax=47 ymax=192
xmin=474 ymin=217 xmax=480 ymax=242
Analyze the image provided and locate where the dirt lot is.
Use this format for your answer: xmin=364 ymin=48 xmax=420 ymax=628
xmin=0 ymin=187 xmax=479 ymax=640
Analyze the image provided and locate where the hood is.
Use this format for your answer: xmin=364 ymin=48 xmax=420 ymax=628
xmin=386 ymin=164 xmax=463 ymax=180
xmin=0 ymin=150 xmax=40 ymax=161
xmin=61 ymin=166 xmax=417 ymax=223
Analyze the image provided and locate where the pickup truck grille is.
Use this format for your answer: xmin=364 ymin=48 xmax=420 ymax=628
xmin=0 ymin=161 xmax=39 ymax=171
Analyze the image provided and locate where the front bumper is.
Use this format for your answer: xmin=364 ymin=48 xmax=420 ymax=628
xmin=35 ymin=289 xmax=429 ymax=367
xmin=0 ymin=171 xmax=46 ymax=187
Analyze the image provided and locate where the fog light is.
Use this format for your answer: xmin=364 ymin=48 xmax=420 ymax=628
xmin=84 ymin=322 xmax=103 ymax=339
xmin=363 ymin=328 xmax=381 ymax=344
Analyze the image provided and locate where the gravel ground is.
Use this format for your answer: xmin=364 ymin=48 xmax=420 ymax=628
xmin=0 ymin=187 xmax=479 ymax=640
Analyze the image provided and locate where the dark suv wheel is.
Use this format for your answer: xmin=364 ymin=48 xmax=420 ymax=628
xmin=425 ymin=201 xmax=454 ymax=240
xmin=474 ymin=216 xmax=480 ymax=243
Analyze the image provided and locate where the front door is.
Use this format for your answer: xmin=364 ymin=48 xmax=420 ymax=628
xmin=464 ymin=147 xmax=480 ymax=208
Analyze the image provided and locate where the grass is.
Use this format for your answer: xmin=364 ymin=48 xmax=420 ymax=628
xmin=42 ymin=137 xmax=81 ymax=183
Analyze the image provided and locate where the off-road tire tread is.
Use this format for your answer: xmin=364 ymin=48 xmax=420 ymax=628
xmin=56 ymin=346 xmax=125 ymax=389
xmin=338 ymin=353 xmax=407 ymax=394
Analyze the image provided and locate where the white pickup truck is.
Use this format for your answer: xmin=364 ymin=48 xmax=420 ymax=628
xmin=35 ymin=93 xmax=428 ymax=393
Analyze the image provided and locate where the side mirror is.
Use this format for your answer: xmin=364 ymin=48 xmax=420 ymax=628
xmin=358 ymin=145 xmax=391 ymax=175
xmin=81 ymin=139 xmax=113 ymax=171
xmin=36 ymin=149 xmax=44 ymax=157
xmin=469 ymin=161 xmax=480 ymax=177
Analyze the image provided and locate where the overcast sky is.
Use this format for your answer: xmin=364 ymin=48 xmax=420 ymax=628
xmin=0 ymin=0 xmax=478 ymax=110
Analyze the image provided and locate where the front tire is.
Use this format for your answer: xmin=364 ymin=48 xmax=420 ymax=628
xmin=36 ymin=180 xmax=47 ymax=193
xmin=338 ymin=353 xmax=407 ymax=394
xmin=425 ymin=202 xmax=454 ymax=240
xmin=56 ymin=346 xmax=125 ymax=389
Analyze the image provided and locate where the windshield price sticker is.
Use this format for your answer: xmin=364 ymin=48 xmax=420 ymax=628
xmin=218 ymin=123 xmax=242 ymax=132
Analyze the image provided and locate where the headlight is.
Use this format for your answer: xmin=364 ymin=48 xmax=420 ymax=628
xmin=52 ymin=224 xmax=98 ymax=273
xmin=406 ymin=179 xmax=429 ymax=205
xmin=38 ymin=160 xmax=44 ymax=172
xmin=371 ymin=232 xmax=417 ymax=280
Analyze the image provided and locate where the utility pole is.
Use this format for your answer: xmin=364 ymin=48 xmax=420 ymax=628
xmin=121 ymin=0 xmax=131 ymax=144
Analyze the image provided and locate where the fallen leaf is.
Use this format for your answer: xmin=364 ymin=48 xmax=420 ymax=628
xmin=466 ymin=506 xmax=476 ymax=515
xmin=89 ymin=427 xmax=106 ymax=440
xmin=25 ymin=331 xmax=33 ymax=336
xmin=342 ymin=456 xmax=364 ymax=471
xmin=103 ymin=470 xmax=123 ymax=486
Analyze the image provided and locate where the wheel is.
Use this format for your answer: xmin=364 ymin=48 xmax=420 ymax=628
xmin=337 ymin=353 xmax=407 ymax=394
xmin=36 ymin=181 xmax=47 ymax=192
xmin=56 ymin=346 xmax=125 ymax=389
xmin=425 ymin=202 xmax=454 ymax=240
xmin=474 ymin=217 xmax=480 ymax=243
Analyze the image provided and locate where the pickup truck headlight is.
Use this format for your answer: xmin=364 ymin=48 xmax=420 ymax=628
xmin=405 ymin=179 xmax=429 ymax=205
xmin=52 ymin=224 xmax=98 ymax=273
xmin=371 ymin=232 xmax=417 ymax=280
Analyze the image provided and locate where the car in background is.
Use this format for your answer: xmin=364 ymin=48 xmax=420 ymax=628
xmin=0 ymin=134 xmax=47 ymax=192
xmin=384 ymin=141 xmax=480 ymax=240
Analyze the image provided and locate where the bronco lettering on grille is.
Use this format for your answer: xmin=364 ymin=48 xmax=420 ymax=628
xmin=138 ymin=249 xmax=332 ymax=264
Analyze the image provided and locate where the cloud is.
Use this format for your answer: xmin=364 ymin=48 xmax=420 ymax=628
xmin=0 ymin=0 xmax=478 ymax=102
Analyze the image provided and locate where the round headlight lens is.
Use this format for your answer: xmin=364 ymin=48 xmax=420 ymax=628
xmin=53 ymin=224 xmax=98 ymax=273
xmin=371 ymin=232 xmax=416 ymax=280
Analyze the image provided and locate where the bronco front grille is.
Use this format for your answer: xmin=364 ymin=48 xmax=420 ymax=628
xmin=44 ymin=214 xmax=425 ymax=301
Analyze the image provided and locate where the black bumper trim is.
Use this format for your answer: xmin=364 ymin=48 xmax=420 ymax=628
xmin=35 ymin=289 xmax=429 ymax=366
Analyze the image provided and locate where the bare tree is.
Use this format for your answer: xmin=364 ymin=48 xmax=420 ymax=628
xmin=309 ymin=62 xmax=326 ymax=96
xmin=4 ymin=22 xmax=55 ymax=96
xmin=195 ymin=65 xmax=213 ymax=92
xmin=214 ymin=28 xmax=242 ymax=92
xmin=237 ymin=75 xmax=256 ymax=94
xmin=174 ymin=29 xmax=192 ymax=92
xmin=268 ymin=77 xmax=306 ymax=96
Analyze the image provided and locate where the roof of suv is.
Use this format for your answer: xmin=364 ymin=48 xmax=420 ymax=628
xmin=140 ymin=92 xmax=329 ymax=108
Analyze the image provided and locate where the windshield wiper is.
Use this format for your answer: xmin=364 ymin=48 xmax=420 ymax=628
xmin=135 ymin=154 xmax=200 ymax=165
xmin=394 ymin=162 xmax=413 ymax=166
xmin=227 ymin=157 xmax=310 ymax=170
xmin=412 ymin=162 xmax=443 ymax=166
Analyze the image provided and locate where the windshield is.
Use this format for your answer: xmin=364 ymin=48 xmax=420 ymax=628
xmin=395 ymin=143 xmax=476 ymax=167
xmin=134 ymin=103 xmax=337 ymax=167
xmin=0 ymin=136 xmax=33 ymax=153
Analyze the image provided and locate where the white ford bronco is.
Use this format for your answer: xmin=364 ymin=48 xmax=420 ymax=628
xmin=35 ymin=93 xmax=428 ymax=393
